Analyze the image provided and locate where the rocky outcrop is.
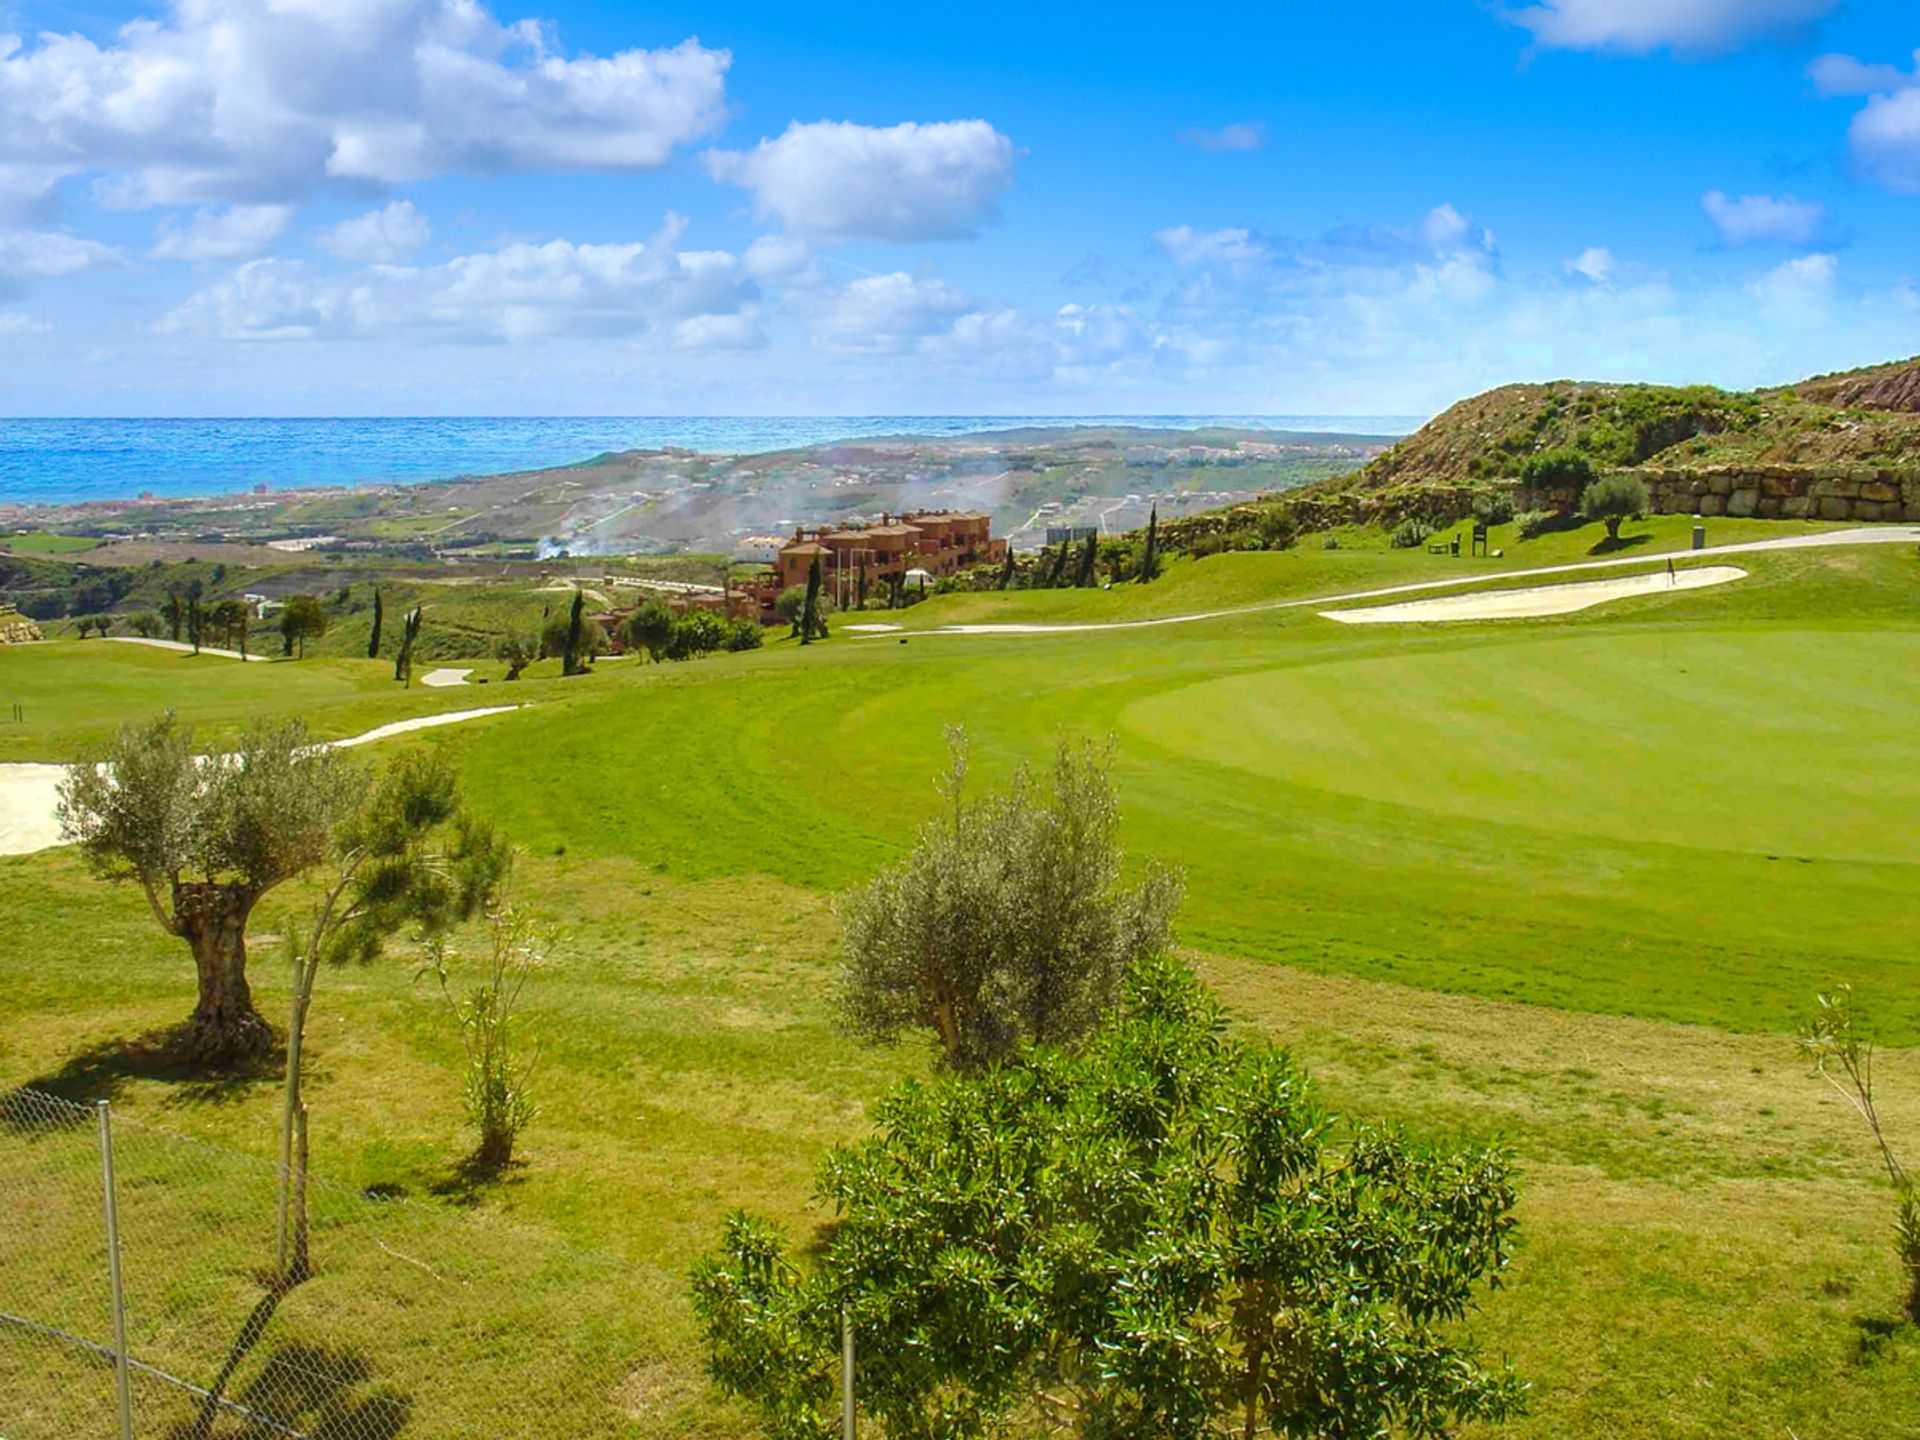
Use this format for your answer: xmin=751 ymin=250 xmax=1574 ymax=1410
xmin=1795 ymin=357 xmax=1920 ymax=414
xmin=0 ymin=609 xmax=42 ymax=644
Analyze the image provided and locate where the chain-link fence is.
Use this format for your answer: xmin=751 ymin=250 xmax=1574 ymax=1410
xmin=0 ymin=1086 xmax=716 ymax=1440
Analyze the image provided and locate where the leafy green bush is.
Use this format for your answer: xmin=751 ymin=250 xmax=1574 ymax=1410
xmin=723 ymin=617 xmax=764 ymax=652
xmin=1514 ymin=509 xmax=1553 ymax=540
xmin=1473 ymin=489 xmax=1516 ymax=526
xmin=838 ymin=730 xmax=1181 ymax=1073
xmin=1580 ymin=472 xmax=1650 ymax=540
xmin=694 ymin=952 xmax=1524 ymax=1440
xmin=1390 ymin=517 xmax=1437 ymax=549
xmin=1521 ymin=448 xmax=1596 ymax=490
xmin=666 ymin=609 xmax=729 ymax=660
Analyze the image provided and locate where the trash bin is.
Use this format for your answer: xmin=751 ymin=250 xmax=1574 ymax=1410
xmin=1692 ymin=525 xmax=1706 ymax=551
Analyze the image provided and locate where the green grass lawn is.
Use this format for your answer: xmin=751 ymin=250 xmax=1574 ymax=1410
xmin=1 ymin=533 xmax=99 ymax=555
xmin=4 ymin=518 xmax=1920 ymax=1438
xmin=0 ymin=640 xmax=569 ymax=762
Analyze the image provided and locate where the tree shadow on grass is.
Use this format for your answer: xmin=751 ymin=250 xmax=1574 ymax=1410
xmin=1586 ymin=532 xmax=1652 ymax=556
xmin=425 ymin=1150 xmax=527 ymax=1207
xmin=234 ymin=1343 xmax=411 ymax=1440
xmin=5 ymin=1025 xmax=288 ymax=1120
xmin=1852 ymin=1313 xmax=1914 ymax=1366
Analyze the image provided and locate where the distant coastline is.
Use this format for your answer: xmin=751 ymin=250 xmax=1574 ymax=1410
xmin=0 ymin=415 xmax=1423 ymax=508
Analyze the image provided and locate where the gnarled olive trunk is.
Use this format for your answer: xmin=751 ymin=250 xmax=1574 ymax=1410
xmin=173 ymin=880 xmax=273 ymax=1063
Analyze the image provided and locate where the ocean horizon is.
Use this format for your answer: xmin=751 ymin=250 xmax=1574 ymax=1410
xmin=0 ymin=415 xmax=1422 ymax=508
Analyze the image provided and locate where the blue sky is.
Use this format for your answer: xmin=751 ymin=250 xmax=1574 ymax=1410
xmin=0 ymin=0 xmax=1916 ymax=417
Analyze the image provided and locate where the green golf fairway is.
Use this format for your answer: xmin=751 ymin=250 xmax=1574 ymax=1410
xmin=1123 ymin=628 xmax=1920 ymax=864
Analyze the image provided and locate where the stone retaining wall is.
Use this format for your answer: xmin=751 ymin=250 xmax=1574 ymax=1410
xmin=0 ymin=612 xmax=43 ymax=644
xmin=1156 ymin=464 xmax=1920 ymax=555
xmin=1613 ymin=466 xmax=1920 ymax=523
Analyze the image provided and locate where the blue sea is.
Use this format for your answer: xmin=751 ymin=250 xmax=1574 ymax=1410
xmin=0 ymin=415 xmax=1423 ymax=507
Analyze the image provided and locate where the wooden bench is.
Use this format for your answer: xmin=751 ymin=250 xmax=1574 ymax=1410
xmin=1427 ymin=536 xmax=1461 ymax=556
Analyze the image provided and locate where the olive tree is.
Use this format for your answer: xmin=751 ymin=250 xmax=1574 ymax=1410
xmin=695 ymin=953 xmax=1524 ymax=1440
xmin=57 ymin=714 xmax=368 ymax=1064
xmin=620 ymin=598 xmax=676 ymax=661
xmin=1580 ymin=473 xmax=1649 ymax=541
xmin=274 ymin=747 xmax=510 ymax=1279
xmin=1800 ymin=986 xmax=1920 ymax=1319
xmin=279 ymin=594 xmax=328 ymax=657
xmin=838 ymin=729 xmax=1182 ymax=1072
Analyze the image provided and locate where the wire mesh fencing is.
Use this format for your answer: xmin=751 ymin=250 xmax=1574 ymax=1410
xmin=0 ymin=1086 xmax=720 ymax=1440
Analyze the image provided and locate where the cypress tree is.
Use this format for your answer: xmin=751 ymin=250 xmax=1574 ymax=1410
xmin=165 ymin=589 xmax=183 ymax=643
xmin=368 ymin=588 xmax=383 ymax=659
xmin=1046 ymin=543 xmax=1070 ymax=588
xmin=1076 ymin=533 xmax=1098 ymax=587
xmin=800 ymin=557 xmax=826 ymax=645
xmin=1140 ymin=504 xmax=1160 ymax=584
xmin=395 ymin=606 xmax=423 ymax=687
xmin=563 ymin=589 xmax=587 ymax=676
xmin=997 ymin=548 xmax=1015 ymax=591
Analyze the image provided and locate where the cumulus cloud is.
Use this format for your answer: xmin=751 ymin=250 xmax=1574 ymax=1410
xmin=1748 ymin=252 xmax=1839 ymax=320
xmin=1509 ymin=0 xmax=1837 ymax=55
xmin=1804 ymin=52 xmax=1920 ymax=191
xmin=1701 ymin=190 xmax=1827 ymax=246
xmin=151 ymin=204 xmax=293 ymax=261
xmin=161 ymin=216 xmax=761 ymax=346
xmin=0 ymin=1 xmax=730 ymax=208
xmin=319 ymin=201 xmax=432 ymax=263
xmin=1565 ymin=247 xmax=1615 ymax=283
xmin=1177 ymin=122 xmax=1266 ymax=153
xmin=810 ymin=272 xmax=975 ymax=355
xmin=705 ymin=120 xmax=1016 ymax=242
xmin=0 ymin=228 xmax=122 ymax=293
xmin=1808 ymin=52 xmax=1919 ymax=97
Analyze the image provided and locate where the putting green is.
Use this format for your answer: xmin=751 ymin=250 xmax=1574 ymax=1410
xmin=1122 ymin=628 xmax=1920 ymax=864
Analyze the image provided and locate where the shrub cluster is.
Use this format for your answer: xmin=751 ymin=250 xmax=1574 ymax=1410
xmin=1390 ymin=516 xmax=1437 ymax=549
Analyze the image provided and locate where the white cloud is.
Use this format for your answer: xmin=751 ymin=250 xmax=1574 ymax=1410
xmin=151 ymin=204 xmax=293 ymax=261
xmin=0 ymin=311 xmax=50 ymax=335
xmin=319 ymin=201 xmax=432 ymax=263
xmin=1808 ymin=52 xmax=1919 ymax=97
xmin=0 ymin=228 xmax=122 ymax=292
xmin=706 ymin=120 xmax=1016 ymax=242
xmin=1153 ymin=225 xmax=1272 ymax=273
xmin=1748 ymin=252 xmax=1839 ymax=320
xmin=1177 ymin=122 xmax=1266 ymax=153
xmin=1850 ymin=87 xmax=1920 ymax=192
xmin=810 ymin=272 xmax=975 ymax=355
xmin=1510 ymin=0 xmax=1838 ymax=55
xmin=741 ymin=233 xmax=815 ymax=284
xmin=1701 ymin=190 xmax=1827 ymax=246
xmin=0 ymin=2 xmax=730 ymax=208
xmin=1565 ymin=247 xmax=1615 ymax=283
xmin=161 ymin=216 xmax=761 ymax=346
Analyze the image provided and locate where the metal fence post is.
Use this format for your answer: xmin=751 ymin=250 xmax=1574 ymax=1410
xmin=96 ymin=1099 xmax=135 ymax=1440
xmin=841 ymin=1304 xmax=855 ymax=1440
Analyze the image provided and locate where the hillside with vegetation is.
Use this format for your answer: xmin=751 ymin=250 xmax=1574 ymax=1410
xmin=1340 ymin=356 xmax=1920 ymax=491
xmin=1143 ymin=358 xmax=1920 ymax=558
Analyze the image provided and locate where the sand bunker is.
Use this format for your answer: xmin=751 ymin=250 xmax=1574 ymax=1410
xmin=420 ymin=668 xmax=473 ymax=687
xmin=1321 ymin=565 xmax=1746 ymax=625
xmin=106 ymin=637 xmax=267 ymax=662
xmin=0 ymin=705 xmax=522 ymax=856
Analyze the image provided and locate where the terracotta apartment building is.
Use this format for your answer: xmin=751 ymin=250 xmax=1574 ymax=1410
xmin=771 ymin=510 xmax=1006 ymax=595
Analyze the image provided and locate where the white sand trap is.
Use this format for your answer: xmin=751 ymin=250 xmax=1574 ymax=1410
xmin=419 ymin=667 xmax=472 ymax=687
xmin=843 ymin=623 xmax=903 ymax=633
xmin=1321 ymin=565 xmax=1746 ymax=624
xmin=0 ymin=705 xmax=523 ymax=855
xmin=106 ymin=636 xmax=268 ymax=662
xmin=330 ymin=705 xmax=520 ymax=748
xmin=0 ymin=765 xmax=66 ymax=854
